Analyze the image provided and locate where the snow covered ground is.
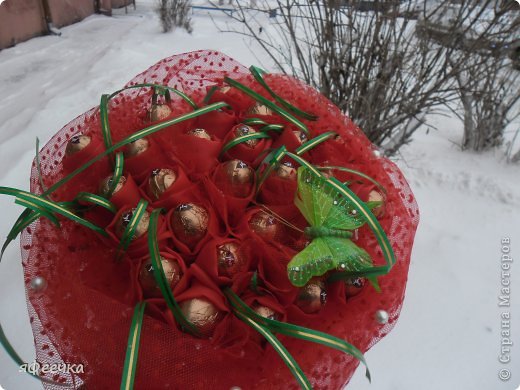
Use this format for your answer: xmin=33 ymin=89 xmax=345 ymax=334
xmin=0 ymin=1 xmax=519 ymax=389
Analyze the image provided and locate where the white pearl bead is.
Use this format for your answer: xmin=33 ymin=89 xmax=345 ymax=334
xmin=30 ymin=276 xmax=47 ymax=292
xmin=373 ymin=149 xmax=381 ymax=158
xmin=375 ymin=309 xmax=389 ymax=324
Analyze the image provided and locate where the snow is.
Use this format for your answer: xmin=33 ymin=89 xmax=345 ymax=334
xmin=0 ymin=1 xmax=519 ymax=389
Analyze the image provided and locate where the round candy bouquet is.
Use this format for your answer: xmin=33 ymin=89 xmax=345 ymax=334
xmin=0 ymin=50 xmax=419 ymax=389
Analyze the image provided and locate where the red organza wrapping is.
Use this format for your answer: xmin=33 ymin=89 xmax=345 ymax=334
xmin=195 ymin=108 xmax=237 ymax=140
xmin=20 ymin=50 xmax=419 ymax=389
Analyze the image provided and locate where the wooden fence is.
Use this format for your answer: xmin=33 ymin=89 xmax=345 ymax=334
xmin=0 ymin=0 xmax=134 ymax=49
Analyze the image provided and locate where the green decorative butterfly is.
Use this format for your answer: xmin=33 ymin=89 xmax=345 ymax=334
xmin=287 ymin=167 xmax=381 ymax=287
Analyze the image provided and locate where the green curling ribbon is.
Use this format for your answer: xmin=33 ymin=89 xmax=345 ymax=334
xmin=75 ymin=192 xmax=117 ymax=213
xmin=233 ymin=309 xmax=312 ymax=390
xmin=223 ymin=76 xmax=310 ymax=136
xmin=220 ymin=132 xmax=271 ymax=157
xmin=260 ymin=124 xmax=284 ymax=133
xmin=284 ymin=152 xmax=322 ymax=177
xmin=249 ymin=66 xmax=318 ymax=121
xmin=100 ymin=94 xmax=113 ymax=153
xmin=152 ymin=85 xmax=172 ymax=105
xmin=117 ymin=199 xmax=148 ymax=258
xmin=0 ymin=187 xmax=107 ymax=237
xmin=106 ymin=152 xmax=125 ymax=199
xmin=256 ymin=145 xmax=287 ymax=193
xmin=1 ymin=210 xmax=38 ymax=262
xmin=13 ymin=198 xmax=60 ymax=227
xmin=202 ymin=85 xmax=219 ymax=105
xmin=295 ymin=131 xmax=337 ymax=156
xmin=147 ymin=209 xmax=199 ymax=336
xmin=250 ymin=270 xmax=261 ymax=294
xmin=120 ymin=301 xmax=146 ymax=390
xmin=108 ymin=83 xmax=198 ymax=110
xmin=317 ymin=166 xmax=387 ymax=194
xmin=242 ymin=118 xmax=269 ymax=126
xmin=225 ymin=289 xmax=371 ymax=386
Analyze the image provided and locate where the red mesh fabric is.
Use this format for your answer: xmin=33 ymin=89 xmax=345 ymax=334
xmin=19 ymin=50 xmax=419 ymax=389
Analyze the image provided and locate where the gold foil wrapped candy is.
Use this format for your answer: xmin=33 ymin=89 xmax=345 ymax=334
xmin=234 ymin=124 xmax=258 ymax=148
xmin=99 ymin=174 xmax=127 ymax=198
xmin=253 ymin=304 xmax=280 ymax=321
xmin=148 ymin=168 xmax=177 ymax=200
xmin=171 ymin=203 xmax=209 ymax=248
xmin=115 ymin=209 xmax=150 ymax=240
xmin=187 ymin=128 xmax=212 ymax=140
xmin=221 ymin=159 xmax=254 ymax=198
xmin=217 ymin=242 xmax=247 ymax=278
xmin=180 ymin=298 xmax=222 ymax=336
xmin=149 ymin=104 xmax=172 ymax=122
xmin=293 ymin=130 xmax=308 ymax=145
xmin=65 ymin=134 xmax=91 ymax=155
xmin=124 ymin=138 xmax=149 ymax=158
xmin=368 ymin=190 xmax=385 ymax=217
xmin=295 ymin=278 xmax=327 ymax=314
xmin=139 ymin=257 xmax=182 ymax=298
xmin=248 ymin=210 xmax=279 ymax=241
xmin=345 ymin=277 xmax=366 ymax=298
xmin=247 ymin=102 xmax=273 ymax=116
xmin=275 ymin=161 xmax=297 ymax=180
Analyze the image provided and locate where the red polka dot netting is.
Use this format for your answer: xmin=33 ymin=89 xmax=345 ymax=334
xmin=19 ymin=50 xmax=419 ymax=389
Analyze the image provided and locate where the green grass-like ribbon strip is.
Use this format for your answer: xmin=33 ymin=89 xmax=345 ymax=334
xmin=260 ymin=124 xmax=284 ymax=133
xmin=147 ymin=209 xmax=199 ymax=336
xmin=0 ymin=187 xmax=107 ymax=236
xmin=1 ymin=210 xmax=39 ymax=263
xmin=317 ymin=166 xmax=387 ymax=194
xmin=250 ymin=270 xmax=261 ymax=294
xmin=106 ymin=152 xmax=125 ymax=198
xmin=233 ymin=309 xmax=312 ymax=390
xmin=100 ymin=94 xmax=113 ymax=153
xmin=14 ymin=198 xmax=60 ymax=227
xmin=117 ymin=199 xmax=148 ymax=258
xmin=110 ymin=83 xmax=198 ymax=109
xmin=225 ymin=289 xmax=371 ymax=383
xmin=120 ymin=301 xmax=146 ymax=390
xmin=152 ymin=85 xmax=172 ymax=104
xmin=224 ymin=76 xmax=310 ymax=136
xmin=220 ymin=132 xmax=271 ymax=157
xmin=256 ymin=145 xmax=287 ymax=193
xmin=285 ymin=152 xmax=322 ymax=177
xmin=295 ymin=131 xmax=337 ymax=155
xmin=242 ymin=118 xmax=268 ymax=126
xmin=249 ymin=66 xmax=318 ymax=121
xmin=202 ymin=85 xmax=218 ymax=105
xmin=75 ymin=192 xmax=117 ymax=213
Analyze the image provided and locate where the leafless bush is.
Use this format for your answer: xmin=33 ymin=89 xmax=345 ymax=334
xmin=444 ymin=2 xmax=520 ymax=152
xmin=452 ymin=58 xmax=520 ymax=152
xmin=217 ymin=0 xmax=520 ymax=156
xmin=156 ymin=0 xmax=193 ymax=33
